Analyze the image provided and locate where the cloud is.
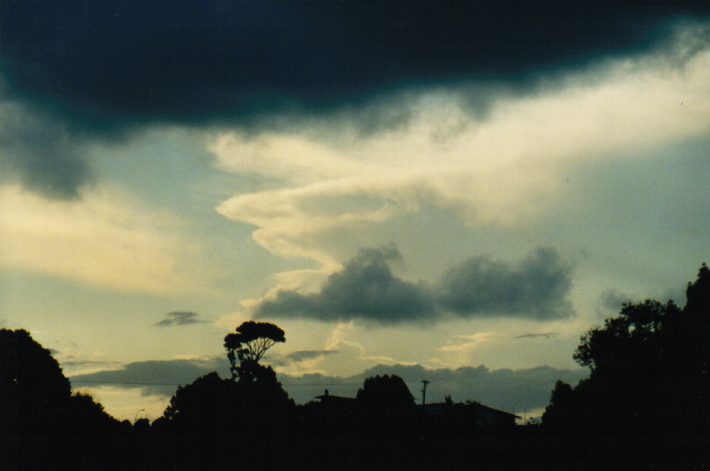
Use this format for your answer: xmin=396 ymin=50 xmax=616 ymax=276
xmin=255 ymin=246 xmax=574 ymax=324
xmin=69 ymin=357 xmax=586 ymax=413
xmin=0 ymin=18 xmax=707 ymax=202
xmin=155 ymin=311 xmax=205 ymax=328
xmin=61 ymin=359 xmax=116 ymax=369
xmin=337 ymin=363 xmax=587 ymax=413
xmin=515 ymin=332 xmax=558 ymax=340
xmin=255 ymin=246 xmax=435 ymax=324
xmin=69 ymin=357 xmax=229 ymax=396
xmin=285 ymin=363 xmax=587 ymax=413
xmin=598 ymin=289 xmax=635 ymax=313
xmin=1 ymin=3 xmax=707 ymax=199
xmin=0 ymin=94 xmax=95 ymax=199
xmin=0 ymin=184 xmax=204 ymax=293
xmin=438 ymin=247 xmax=574 ymax=320
xmin=3 ymin=1 xmax=705 ymax=128
xmin=270 ymin=350 xmax=338 ymax=367
xmin=216 ymin=27 xmax=710 ymax=269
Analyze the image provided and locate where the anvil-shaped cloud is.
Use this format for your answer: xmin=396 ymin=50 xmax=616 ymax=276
xmin=215 ymin=30 xmax=710 ymax=274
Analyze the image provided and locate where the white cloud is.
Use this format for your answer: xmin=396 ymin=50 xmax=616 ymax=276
xmin=213 ymin=26 xmax=710 ymax=288
xmin=0 ymin=184 xmax=204 ymax=294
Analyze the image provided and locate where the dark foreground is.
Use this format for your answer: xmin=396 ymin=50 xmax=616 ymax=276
xmin=4 ymin=424 xmax=710 ymax=471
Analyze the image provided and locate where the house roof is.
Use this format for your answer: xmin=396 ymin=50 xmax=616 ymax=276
xmin=419 ymin=402 xmax=520 ymax=419
xmin=470 ymin=402 xmax=521 ymax=419
xmin=315 ymin=394 xmax=356 ymax=402
xmin=315 ymin=389 xmax=357 ymax=403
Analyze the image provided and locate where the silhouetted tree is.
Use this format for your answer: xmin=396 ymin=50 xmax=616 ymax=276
xmin=0 ymin=328 xmax=71 ymax=434
xmin=542 ymin=264 xmax=710 ymax=468
xmin=66 ymin=392 xmax=122 ymax=433
xmin=162 ymin=372 xmax=237 ymax=431
xmin=540 ymin=380 xmax=575 ymax=430
xmin=0 ymin=329 xmax=125 ymax=470
xmin=224 ymin=321 xmax=285 ymax=381
xmin=356 ymin=374 xmax=415 ymax=416
xmin=160 ymin=322 xmax=292 ymax=439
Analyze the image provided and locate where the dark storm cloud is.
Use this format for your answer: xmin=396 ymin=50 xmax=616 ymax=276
xmin=0 ymin=96 xmax=95 ymax=199
xmin=1 ymin=2 xmax=707 ymax=199
xmin=437 ymin=248 xmax=574 ymax=320
xmin=255 ymin=246 xmax=574 ymax=324
xmin=255 ymin=246 xmax=435 ymax=324
xmin=2 ymin=0 xmax=708 ymax=126
xmin=155 ymin=311 xmax=205 ymax=328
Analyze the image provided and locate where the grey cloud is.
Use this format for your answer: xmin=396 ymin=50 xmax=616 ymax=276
xmin=515 ymin=332 xmax=558 ymax=340
xmin=438 ymin=248 xmax=574 ymax=320
xmin=155 ymin=311 xmax=205 ymax=328
xmin=255 ymin=246 xmax=436 ymax=324
xmin=69 ymin=357 xmax=229 ymax=396
xmin=61 ymin=359 xmax=116 ymax=369
xmin=69 ymin=357 xmax=586 ymax=413
xmin=284 ymin=363 xmax=587 ymax=412
xmin=598 ymin=289 xmax=634 ymax=313
xmin=256 ymin=246 xmax=575 ymax=324
xmin=597 ymin=287 xmax=686 ymax=317
xmin=1 ymin=2 xmax=707 ymax=200
xmin=0 ymin=97 xmax=94 ymax=199
xmin=2 ymin=1 xmax=707 ymax=128
xmin=270 ymin=350 xmax=338 ymax=367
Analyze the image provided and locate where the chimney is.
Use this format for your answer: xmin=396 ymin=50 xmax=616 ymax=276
xmin=324 ymin=389 xmax=329 ymax=396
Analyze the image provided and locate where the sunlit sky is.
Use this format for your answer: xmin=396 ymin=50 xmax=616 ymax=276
xmin=1 ymin=1 xmax=709 ymax=420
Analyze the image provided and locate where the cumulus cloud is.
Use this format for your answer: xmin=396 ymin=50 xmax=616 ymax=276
xmin=255 ymin=246 xmax=574 ymax=324
xmin=255 ymin=246 xmax=434 ymax=324
xmin=438 ymin=248 xmax=574 ymax=320
xmin=155 ymin=311 xmax=205 ymax=328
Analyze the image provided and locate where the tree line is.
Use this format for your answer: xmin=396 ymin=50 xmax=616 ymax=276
xmin=2 ymin=264 xmax=709 ymax=470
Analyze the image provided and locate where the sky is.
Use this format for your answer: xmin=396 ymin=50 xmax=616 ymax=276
xmin=1 ymin=0 xmax=709 ymax=421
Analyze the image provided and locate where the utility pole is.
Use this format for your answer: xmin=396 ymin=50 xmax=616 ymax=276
xmin=421 ymin=380 xmax=430 ymax=406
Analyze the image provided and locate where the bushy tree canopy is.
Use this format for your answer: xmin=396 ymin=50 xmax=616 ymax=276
xmin=543 ymin=264 xmax=710 ymax=436
xmin=224 ymin=321 xmax=285 ymax=381
xmin=1 ymin=328 xmax=71 ymax=433
xmin=356 ymin=374 xmax=415 ymax=411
